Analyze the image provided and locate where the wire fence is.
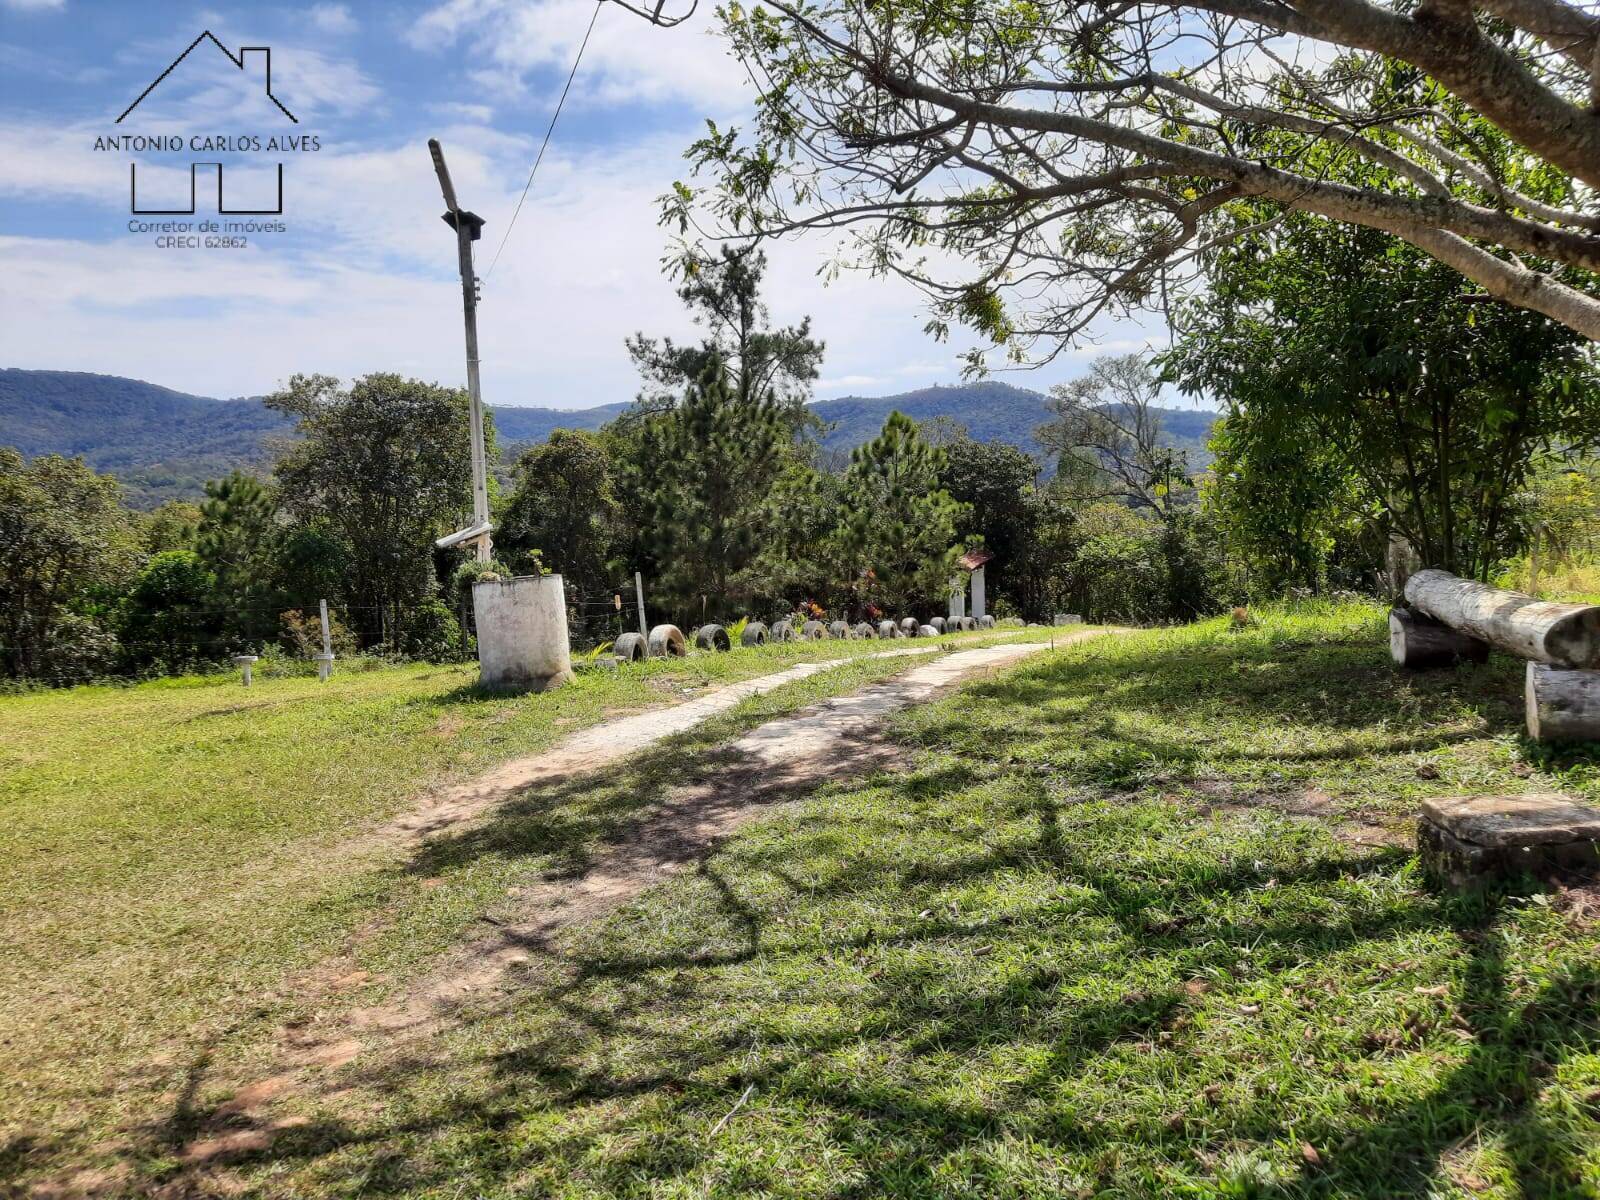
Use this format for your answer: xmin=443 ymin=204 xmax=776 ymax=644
xmin=4 ymin=571 xmax=997 ymax=685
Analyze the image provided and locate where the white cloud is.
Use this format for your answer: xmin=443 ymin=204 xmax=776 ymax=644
xmin=1 ymin=0 xmax=65 ymax=11
xmin=435 ymin=101 xmax=495 ymax=123
xmin=307 ymin=3 xmax=357 ymax=35
xmin=409 ymin=0 xmax=751 ymax=113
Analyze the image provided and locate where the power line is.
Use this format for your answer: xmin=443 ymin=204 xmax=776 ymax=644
xmin=484 ymin=0 xmax=604 ymax=280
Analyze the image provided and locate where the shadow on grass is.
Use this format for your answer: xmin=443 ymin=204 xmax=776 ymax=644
xmin=159 ymin=793 xmax=1596 ymax=1197
xmin=103 ymin=624 xmax=1600 ymax=1198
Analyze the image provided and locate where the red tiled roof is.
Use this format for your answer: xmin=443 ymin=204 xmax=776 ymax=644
xmin=957 ymin=548 xmax=993 ymax=571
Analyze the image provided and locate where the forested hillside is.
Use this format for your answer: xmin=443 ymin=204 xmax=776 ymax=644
xmin=0 ymin=368 xmax=1216 ymax=506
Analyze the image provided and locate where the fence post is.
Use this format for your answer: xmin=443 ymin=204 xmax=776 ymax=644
xmin=316 ymin=598 xmax=335 ymax=681
xmin=634 ymin=571 xmax=648 ymax=639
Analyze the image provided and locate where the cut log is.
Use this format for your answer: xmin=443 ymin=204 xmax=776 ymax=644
xmin=1526 ymin=662 xmax=1600 ymax=743
xmin=1404 ymin=569 xmax=1600 ymax=667
xmin=1388 ymin=605 xmax=1489 ymax=670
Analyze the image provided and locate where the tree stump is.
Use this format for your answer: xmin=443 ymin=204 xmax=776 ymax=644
xmin=1526 ymin=662 xmax=1600 ymax=742
xmin=1388 ymin=605 xmax=1489 ymax=669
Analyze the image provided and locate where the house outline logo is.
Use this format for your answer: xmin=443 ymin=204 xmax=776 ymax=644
xmin=117 ymin=30 xmax=297 ymax=124
xmin=116 ymin=30 xmax=302 ymax=217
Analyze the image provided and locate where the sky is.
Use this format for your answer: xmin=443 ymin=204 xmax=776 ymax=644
xmin=0 ymin=0 xmax=1162 ymax=409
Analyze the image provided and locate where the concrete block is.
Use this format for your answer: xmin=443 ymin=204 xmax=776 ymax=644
xmin=1419 ymin=793 xmax=1600 ymax=889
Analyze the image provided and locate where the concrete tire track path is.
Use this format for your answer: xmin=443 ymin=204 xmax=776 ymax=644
xmin=174 ymin=633 xmax=1108 ymax=1170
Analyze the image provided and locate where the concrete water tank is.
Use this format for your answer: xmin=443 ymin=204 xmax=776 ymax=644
xmin=472 ymin=574 xmax=574 ymax=692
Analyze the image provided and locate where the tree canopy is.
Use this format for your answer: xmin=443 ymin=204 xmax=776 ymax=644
xmin=1167 ymin=216 xmax=1600 ymax=579
xmin=673 ymin=0 xmax=1600 ymax=361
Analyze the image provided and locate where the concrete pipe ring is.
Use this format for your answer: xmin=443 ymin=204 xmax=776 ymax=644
xmin=613 ymin=632 xmax=648 ymax=663
xmin=648 ymin=623 xmax=687 ymax=658
xmin=695 ymin=623 xmax=731 ymax=652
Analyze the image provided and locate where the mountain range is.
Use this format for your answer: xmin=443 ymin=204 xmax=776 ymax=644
xmin=0 ymin=369 xmax=1217 ymax=509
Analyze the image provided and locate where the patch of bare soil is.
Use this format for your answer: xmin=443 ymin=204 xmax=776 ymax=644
xmin=117 ymin=638 xmax=1093 ymax=1185
xmin=1182 ymin=779 xmax=1412 ymax=849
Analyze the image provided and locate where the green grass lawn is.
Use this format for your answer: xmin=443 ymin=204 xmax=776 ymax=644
xmin=0 ymin=630 xmax=1040 ymax=1187
xmin=195 ymin=601 xmax=1599 ymax=1200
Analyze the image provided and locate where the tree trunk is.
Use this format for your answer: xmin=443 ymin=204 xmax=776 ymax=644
xmin=1403 ymin=569 xmax=1600 ymax=667
xmin=1525 ymin=662 xmax=1600 ymax=742
xmin=1389 ymin=605 xmax=1489 ymax=669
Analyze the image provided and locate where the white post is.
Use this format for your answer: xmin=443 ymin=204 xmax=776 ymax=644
xmin=634 ymin=571 xmax=648 ymax=639
xmin=971 ymin=565 xmax=986 ymax=620
xmin=316 ymin=598 xmax=335 ymax=681
xmin=232 ymin=654 xmax=258 ymax=687
xmin=948 ymin=574 xmax=965 ymax=622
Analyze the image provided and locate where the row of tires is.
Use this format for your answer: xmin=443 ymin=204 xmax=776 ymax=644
xmin=610 ymin=614 xmax=998 ymax=662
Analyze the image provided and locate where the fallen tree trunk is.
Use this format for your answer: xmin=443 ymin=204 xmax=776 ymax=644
xmin=1525 ymin=662 xmax=1600 ymax=743
xmin=1403 ymin=569 xmax=1600 ymax=668
xmin=1389 ymin=606 xmax=1489 ymax=669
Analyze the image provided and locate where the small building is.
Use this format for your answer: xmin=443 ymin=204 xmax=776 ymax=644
xmin=950 ymin=548 xmax=993 ymax=621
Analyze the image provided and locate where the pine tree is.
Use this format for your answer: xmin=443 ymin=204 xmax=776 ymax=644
xmin=195 ymin=471 xmax=280 ymax=641
xmin=634 ymin=359 xmax=788 ymax=617
xmin=839 ymin=412 xmax=965 ymax=613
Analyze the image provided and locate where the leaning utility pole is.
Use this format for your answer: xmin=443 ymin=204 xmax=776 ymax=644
xmin=428 ymin=137 xmax=493 ymax=563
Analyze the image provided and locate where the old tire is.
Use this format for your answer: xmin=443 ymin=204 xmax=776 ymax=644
xmin=854 ymin=622 xmax=876 ymax=639
xmin=613 ymin=632 xmax=648 ymax=663
xmin=899 ymin=617 xmax=919 ymax=636
xmin=828 ymin=620 xmax=851 ymax=639
xmin=878 ymin=620 xmax=900 ymax=639
xmin=978 ymin=615 xmax=996 ymax=630
xmin=648 ymin=623 xmax=686 ymax=658
xmin=741 ymin=621 xmax=768 ymax=647
xmin=695 ymin=623 xmax=731 ymax=652
xmin=930 ymin=616 xmax=947 ymax=633
xmin=801 ymin=620 xmax=828 ymax=640
xmin=770 ymin=619 xmax=795 ymax=642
